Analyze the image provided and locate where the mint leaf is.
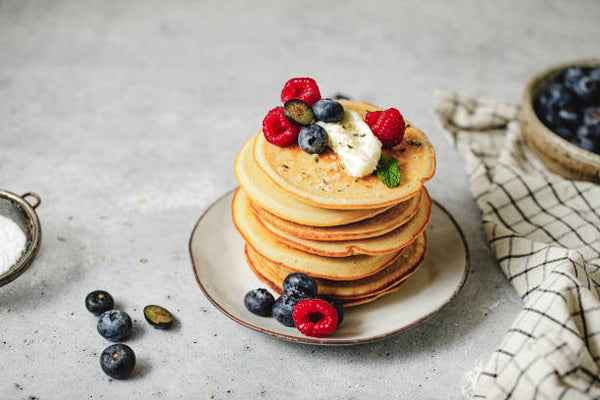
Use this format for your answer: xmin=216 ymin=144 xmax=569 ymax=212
xmin=376 ymin=154 xmax=401 ymax=188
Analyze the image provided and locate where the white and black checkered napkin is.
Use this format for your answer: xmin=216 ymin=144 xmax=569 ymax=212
xmin=435 ymin=91 xmax=600 ymax=399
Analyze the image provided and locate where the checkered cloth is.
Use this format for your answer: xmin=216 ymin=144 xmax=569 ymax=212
xmin=435 ymin=91 xmax=600 ymax=399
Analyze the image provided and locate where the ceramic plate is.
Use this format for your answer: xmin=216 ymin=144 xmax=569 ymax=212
xmin=189 ymin=190 xmax=469 ymax=345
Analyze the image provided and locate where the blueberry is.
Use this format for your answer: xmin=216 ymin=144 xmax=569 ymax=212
xmin=546 ymin=83 xmax=576 ymax=109
xmin=298 ymin=124 xmax=329 ymax=154
xmin=97 ymin=310 xmax=132 ymax=342
xmin=85 ymin=290 xmax=114 ymax=316
xmin=143 ymin=305 xmax=174 ymax=329
xmin=284 ymin=99 xmax=315 ymax=126
xmin=576 ymin=125 xmax=600 ymax=154
xmin=100 ymin=343 xmax=136 ymax=379
xmin=564 ymin=67 xmax=585 ymax=91
xmin=272 ymin=294 xmax=298 ymax=327
xmin=320 ymin=297 xmax=344 ymax=327
xmin=313 ymin=99 xmax=345 ymax=123
xmin=573 ymin=76 xmax=600 ymax=103
xmin=557 ymin=107 xmax=580 ymax=129
xmin=283 ymin=272 xmax=318 ymax=300
xmin=583 ymin=106 xmax=600 ymax=127
xmin=244 ymin=288 xmax=275 ymax=317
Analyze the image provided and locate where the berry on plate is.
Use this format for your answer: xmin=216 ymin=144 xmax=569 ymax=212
xmin=280 ymin=77 xmax=321 ymax=106
xmin=262 ymin=106 xmax=301 ymax=147
xmin=283 ymin=272 xmax=318 ymax=300
xmin=298 ymin=124 xmax=329 ymax=154
xmin=272 ymin=294 xmax=298 ymax=327
xmin=292 ymin=299 xmax=338 ymax=337
xmin=313 ymin=99 xmax=344 ymax=123
xmin=244 ymin=288 xmax=275 ymax=317
xmin=100 ymin=343 xmax=136 ymax=379
xmin=97 ymin=310 xmax=133 ymax=342
xmin=85 ymin=290 xmax=114 ymax=316
xmin=365 ymin=108 xmax=406 ymax=148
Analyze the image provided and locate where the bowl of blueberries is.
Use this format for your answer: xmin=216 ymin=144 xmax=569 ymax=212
xmin=521 ymin=59 xmax=600 ymax=182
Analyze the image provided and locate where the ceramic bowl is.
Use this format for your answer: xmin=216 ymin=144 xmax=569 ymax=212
xmin=521 ymin=59 xmax=600 ymax=182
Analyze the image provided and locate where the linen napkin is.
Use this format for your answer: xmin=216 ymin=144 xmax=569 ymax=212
xmin=434 ymin=91 xmax=600 ymax=399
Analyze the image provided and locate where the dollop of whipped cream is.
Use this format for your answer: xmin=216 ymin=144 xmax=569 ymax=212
xmin=316 ymin=110 xmax=382 ymax=177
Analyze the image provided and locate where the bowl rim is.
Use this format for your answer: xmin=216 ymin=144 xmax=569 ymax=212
xmin=0 ymin=190 xmax=42 ymax=287
xmin=522 ymin=58 xmax=600 ymax=172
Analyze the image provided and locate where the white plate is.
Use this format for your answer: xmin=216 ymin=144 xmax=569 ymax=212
xmin=189 ymin=190 xmax=469 ymax=345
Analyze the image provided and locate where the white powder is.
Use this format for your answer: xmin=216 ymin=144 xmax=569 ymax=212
xmin=0 ymin=215 xmax=27 ymax=274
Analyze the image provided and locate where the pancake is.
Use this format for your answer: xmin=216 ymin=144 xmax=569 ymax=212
xmin=254 ymin=100 xmax=436 ymax=210
xmin=232 ymin=188 xmax=402 ymax=280
xmin=257 ymin=189 xmax=431 ymax=257
xmin=234 ymin=135 xmax=393 ymax=227
xmin=249 ymin=189 xmax=422 ymax=241
xmin=245 ymin=234 xmax=425 ymax=299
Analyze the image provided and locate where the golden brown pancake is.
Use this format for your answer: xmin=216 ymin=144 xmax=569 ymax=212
xmin=249 ymin=189 xmax=422 ymax=241
xmin=244 ymin=236 xmax=425 ymax=306
xmin=256 ymin=189 xmax=431 ymax=257
xmin=254 ymin=100 xmax=436 ymax=210
xmin=232 ymin=188 xmax=402 ymax=280
xmin=234 ymin=135 xmax=393 ymax=227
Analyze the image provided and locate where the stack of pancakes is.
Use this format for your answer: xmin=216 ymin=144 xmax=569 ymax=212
xmin=233 ymin=100 xmax=436 ymax=306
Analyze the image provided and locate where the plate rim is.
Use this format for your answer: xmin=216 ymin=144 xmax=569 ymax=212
xmin=189 ymin=188 xmax=470 ymax=346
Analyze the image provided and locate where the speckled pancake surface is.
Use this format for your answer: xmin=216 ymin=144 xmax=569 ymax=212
xmin=254 ymin=100 xmax=436 ymax=210
xmin=250 ymin=189 xmax=422 ymax=242
xmin=257 ymin=190 xmax=431 ymax=257
xmin=232 ymin=188 xmax=402 ymax=280
xmin=234 ymin=136 xmax=392 ymax=227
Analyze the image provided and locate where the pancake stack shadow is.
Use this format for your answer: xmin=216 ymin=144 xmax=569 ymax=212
xmin=233 ymin=100 xmax=436 ymax=307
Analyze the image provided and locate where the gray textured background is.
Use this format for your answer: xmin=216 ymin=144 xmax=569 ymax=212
xmin=1 ymin=0 xmax=599 ymax=399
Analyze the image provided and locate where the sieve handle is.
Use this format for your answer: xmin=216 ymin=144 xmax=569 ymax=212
xmin=21 ymin=192 xmax=41 ymax=209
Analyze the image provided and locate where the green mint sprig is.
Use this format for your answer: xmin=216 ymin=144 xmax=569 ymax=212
xmin=376 ymin=154 xmax=401 ymax=188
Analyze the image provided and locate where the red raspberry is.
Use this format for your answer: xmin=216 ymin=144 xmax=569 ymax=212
xmin=280 ymin=78 xmax=321 ymax=106
xmin=292 ymin=299 xmax=338 ymax=337
xmin=365 ymin=108 xmax=406 ymax=148
xmin=262 ymin=106 xmax=301 ymax=147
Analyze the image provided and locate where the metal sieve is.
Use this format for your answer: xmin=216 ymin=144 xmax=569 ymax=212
xmin=0 ymin=189 xmax=42 ymax=287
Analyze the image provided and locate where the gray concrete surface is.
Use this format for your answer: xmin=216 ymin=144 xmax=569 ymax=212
xmin=1 ymin=0 xmax=599 ymax=399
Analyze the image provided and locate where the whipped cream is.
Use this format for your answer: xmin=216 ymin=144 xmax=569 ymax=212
xmin=317 ymin=110 xmax=382 ymax=177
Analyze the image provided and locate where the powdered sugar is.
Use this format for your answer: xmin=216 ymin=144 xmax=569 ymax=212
xmin=0 ymin=215 xmax=27 ymax=274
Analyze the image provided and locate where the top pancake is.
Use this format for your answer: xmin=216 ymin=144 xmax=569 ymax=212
xmin=235 ymin=135 xmax=392 ymax=227
xmin=254 ymin=100 xmax=436 ymax=210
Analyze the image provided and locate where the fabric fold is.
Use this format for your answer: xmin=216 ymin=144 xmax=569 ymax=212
xmin=435 ymin=90 xmax=600 ymax=399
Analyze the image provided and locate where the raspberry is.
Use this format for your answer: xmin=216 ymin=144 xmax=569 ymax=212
xmin=280 ymin=77 xmax=321 ymax=106
xmin=365 ymin=108 xmax=406 ymax=148
xmin=292 ymin=299 xmax=338 ymax=337
xmin=262 ymin=106 xmax=301 ymax=147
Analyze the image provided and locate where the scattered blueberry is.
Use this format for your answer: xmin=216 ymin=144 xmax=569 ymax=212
xmin=298 ymin=124 xmax=329 ymax=154
xmin=97 ymin=310 xmax=132 ymax=342
xmin=272 ymin=294 xmax=298 ymax=327
xmin=284 ymin=99 xmax=315 ymax=126
xmin=100 ymin=344 xmax=136 ymax=379
xmin=244 ymin=289 xmax=275 ymax=317
xmin=85 ymin=290 xmax=114 ymax=316
xmin=590 ymin=68 xmax=600 ymax=82
xmin=313 ymin=99 xmax=345 ymax=123
xmin=143 ymin=305 xmax=174 ymax=329
xmin=283 ymin=272 xmax=318 ymax=300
